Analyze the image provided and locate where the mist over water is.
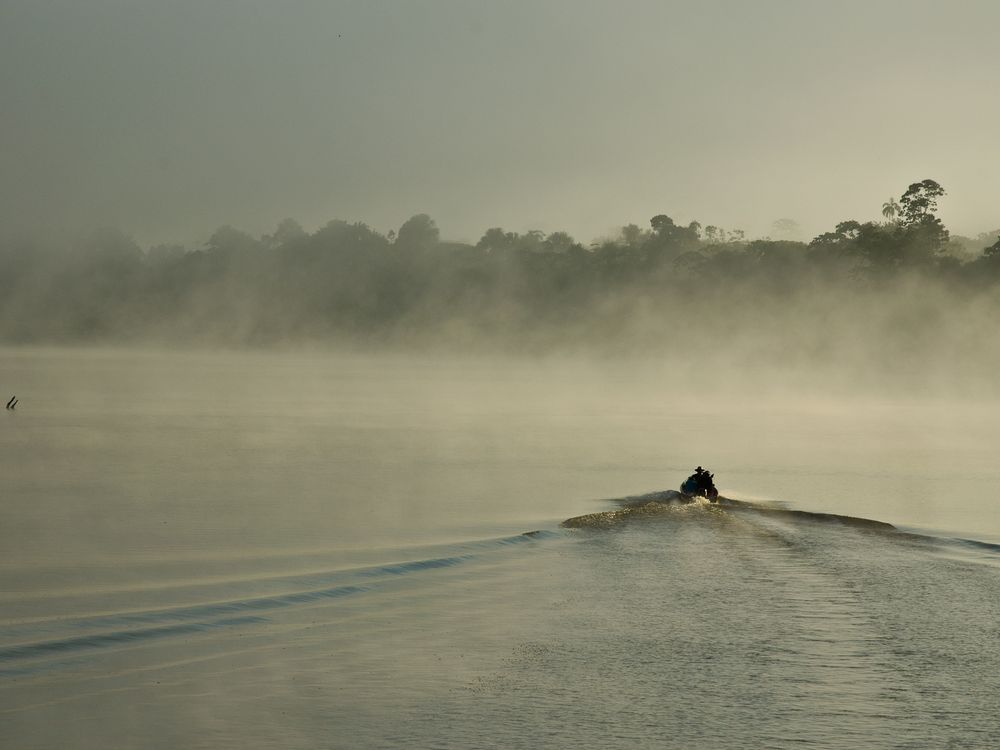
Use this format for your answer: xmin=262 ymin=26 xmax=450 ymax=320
xmin=4 ymin=2 xmax=1000 ymax=744
xmin=3 ymin=348 xmax=1000 ymax=748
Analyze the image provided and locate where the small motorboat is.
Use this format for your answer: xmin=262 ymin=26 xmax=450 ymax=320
xmin=681 ymin=473 xmax=718 ymax=501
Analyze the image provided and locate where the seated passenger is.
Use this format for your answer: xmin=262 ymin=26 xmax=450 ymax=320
xmin=681 ymin=473 xmax=700 ymax=495
xmin=696 ymin=468 xmax=717 ymax=500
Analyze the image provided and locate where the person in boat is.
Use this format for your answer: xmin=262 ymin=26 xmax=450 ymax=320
xmin=697 ymin=469 xmax=717 ymax=500
xmin=682 ymin=466 xmax=706 ymax=496
xmin=681 ymin=466 xmax=718 ymax=500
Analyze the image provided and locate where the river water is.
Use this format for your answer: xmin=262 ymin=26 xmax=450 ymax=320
xmin=2 ymin=348 xmax=999 ymax=748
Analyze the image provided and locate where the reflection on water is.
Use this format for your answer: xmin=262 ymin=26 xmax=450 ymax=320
xmin=3 ymin=348 xmax=1000 ymax=748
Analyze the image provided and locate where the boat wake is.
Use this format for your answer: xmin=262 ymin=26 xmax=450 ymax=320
xmin=561 ymin=489 xmax=1000 ymax=564
xmin=561 ymin=490 xmax=896 ymax=532
xmin=5 ymin=488 xmax=997 ymax=684
xmin=0 ymin=530 xmax=555 ymax=677
xmin=6 ymin=491 xmax=1000 ymax=749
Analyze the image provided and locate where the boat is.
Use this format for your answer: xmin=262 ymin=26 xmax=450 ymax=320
xmin=680 ymin=476 xmax=718 ymax=501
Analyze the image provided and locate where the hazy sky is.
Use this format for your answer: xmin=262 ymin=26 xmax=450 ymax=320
xmin=2 ymin=0 xmax=998 ymax=247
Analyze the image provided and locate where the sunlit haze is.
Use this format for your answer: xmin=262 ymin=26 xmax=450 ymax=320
xmin=6 ymin=4 xmax=1000 ymax=749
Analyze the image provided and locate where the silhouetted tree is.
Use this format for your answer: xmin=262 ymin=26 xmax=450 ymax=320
xmin=649 ymin=214 xmax=676 ymax=236
xmin=263 ymin=218 xmax=307 ymax=249
xmin=985 ymin=236 xmax=1000 ymax=259
xmin=811 ymin=220 xmax=862 ymax=247
xmin=6 ymin=176 xmax=1000 ymax=350
xmin=396 ymin=214 xmax=439 ymax=250
xmin=544 ymin=231 xmax=577 ymax=253
xmin=646 ymin=215 xmax=701 ymax=261
xmin=881 ymin=198 xmax=901 ymax=223
xmin=899 ymin=180 xmax=945 ymax=225
xmin=477 ymin=228 xmax=511 ymax=253
xmin=620 ymin=224 xmax=647 ymax=247
xmin=206 ymin=225 xmax=260 ymax=255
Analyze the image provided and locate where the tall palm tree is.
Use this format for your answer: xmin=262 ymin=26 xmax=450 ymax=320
xmin=882 ymin=198 xmax=900 ymax=223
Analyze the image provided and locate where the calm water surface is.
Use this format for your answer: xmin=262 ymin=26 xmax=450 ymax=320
xmin=2 ymin=348 xmax=999 ymax=748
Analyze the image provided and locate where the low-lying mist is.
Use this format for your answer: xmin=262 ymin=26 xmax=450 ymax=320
xmin=3 ymin=180 xmax=999 ymax=397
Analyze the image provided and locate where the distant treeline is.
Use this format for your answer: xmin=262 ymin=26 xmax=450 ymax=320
xmin=2 ymin=180 xmax=999 ymax=357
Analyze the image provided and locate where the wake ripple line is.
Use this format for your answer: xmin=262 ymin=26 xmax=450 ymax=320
xmin=0 ymin=615 xmax=269 ymax=663
xmin=72 ymin=556 xmax=473 ymax=630
xmin=4 ymin=554 xmax=485 ymax=640
xmin=0 ymin=531 xmax=556 ymax=667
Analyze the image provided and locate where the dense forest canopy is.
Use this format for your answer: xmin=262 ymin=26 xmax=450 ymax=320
xmin=2 ymin=180 xmax=999 ymax=385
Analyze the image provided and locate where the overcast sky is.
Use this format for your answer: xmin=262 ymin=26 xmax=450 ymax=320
xmin=2 ymin=0 xmax=998 ymax=247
